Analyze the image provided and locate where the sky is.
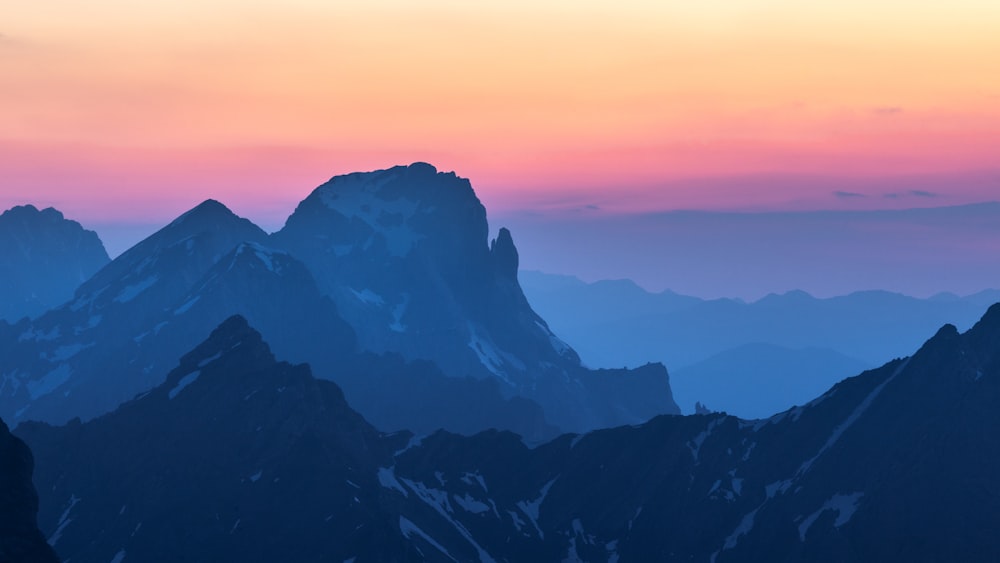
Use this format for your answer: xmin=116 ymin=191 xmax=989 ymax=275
xmin=2 ymin=1 xmax=1000 ymax=295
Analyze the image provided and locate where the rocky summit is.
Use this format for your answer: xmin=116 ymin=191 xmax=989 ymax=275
xmin=0 ymin=204 xmax=109 ymax=323
xmin=2 ymin=166 xmax=678 ymax=436
xmin=274 ymin=163 xmax=679 ymax=431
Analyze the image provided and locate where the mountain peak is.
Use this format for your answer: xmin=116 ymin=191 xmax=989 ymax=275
xmin=405 ymin=161 xmax=438 ymax=174
xmin=169 ymin=199 xmax=237 ymax=227
xmin=0 ymin=204 xmax=110 ymax=321
xmin=161 ymin=315 xmax=275 ymax=400
xmin=280 ymin=163 xmax=484 ymax=260
xmin=0 ymin=204 xmax=75 ymax=226
xmin=180 ymin=314 xmax=270 ymax=367
xmin=71 ymin=199 xmax=267 ymax=308
xmin=491 ymin=227 xmax=519 ymax=279
xmin=1 ymin=203 xmax=38 ymax=215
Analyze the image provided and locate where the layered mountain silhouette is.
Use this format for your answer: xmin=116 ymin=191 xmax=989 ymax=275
xmin=522 ymin=270 xmax=1000 ymax=416
xmin=18 ymin=306 xmax=1000 ymax=561
xmin=0 ymin=417 xmax=58 ymax=563
xmin=273 ymin=163 xmax=677 ymax=430
xmin=0 ymin=205 xmax=109 ymax=323
xmin=671 ymin=344 xmax=872 ymax=419
xmin=0 ymin=200 xmax=550 ymax=439
xmin=1 ymin=165 xmax=678 ymax=436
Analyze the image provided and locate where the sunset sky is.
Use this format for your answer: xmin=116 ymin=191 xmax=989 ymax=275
xmin=3 ymin=1 xmax=1000 ymax=294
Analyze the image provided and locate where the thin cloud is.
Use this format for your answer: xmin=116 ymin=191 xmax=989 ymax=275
xmin=884 ymin=189 xmax=940 ymax=199
xmin=873 ymin=106 xmax=903 ymax=116
xmin=833 ymin=191 xmax=866 ymax=199
xmin=0 ymin=32 xmax=24 ymax=48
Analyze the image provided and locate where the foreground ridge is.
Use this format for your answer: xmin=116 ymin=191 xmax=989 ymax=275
xmin=16 ymin=305 xmax=1000 ymax=562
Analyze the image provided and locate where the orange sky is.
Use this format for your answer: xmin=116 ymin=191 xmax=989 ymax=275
xmin=2 ymin=0 xmax=999 ymax=224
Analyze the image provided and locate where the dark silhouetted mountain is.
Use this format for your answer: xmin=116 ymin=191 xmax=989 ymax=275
xmin=20 ymin=307 xmax=1000 ymax=561
xmin=671 ymin=343 xmax=872 ymax=419
xmin=522 ymin=270 xmax=1000 ymax=416
xmin=0 ymin=205 xmax=109 ymax=322
xmin=0 ymin=417 xmax=58 ymax=563
xmin=18 ymin=316 xmax=419 ymax=562
xmin=274 ymin=163 xmax=679 ymax=431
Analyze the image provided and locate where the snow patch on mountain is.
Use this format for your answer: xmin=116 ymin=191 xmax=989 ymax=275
xmin=798 ymin=492 xmax=865 ymax=540
xmin=174 ymin=296 xmax=201 ymax=315
xmin=796 ymin=358 xmax=910 ymax=477
xmin=390 ymin=295 xmax=409 ymax=333
xmin=168 ymin=370 xmax=201 ymax=400
xmin=351 ymin=289 xmax=385 ymax=307
xmin=467 ymin=324 xmax=511 ymax=384
xmin=114 ymin=275 xmax=159 ymax=303
xmin=687 ymin=417 xmax=723 ymax=462
xmin=27 ymin=364 xmax=73 ymax=400
xmin=49 ymin=342 xmax=93 ymax=362
xmin=453 ymin=493 xmax=491 ymax=515
xmin=401 ymin=477 xmax=497 ymax=563
xmin=317 ymin=174 xmax=428 ymax=256
xmin=460 ymin=471 xmax=488 ymax=492
xmin=19 ymin=325 xmax=61 ymax=342
xmin=48 ymin=493 xmax=81 ymax=546
xmin=377 ymin=467 xmax=408 ymax=497
xmin=534 ymin=320 xmax=572 ymax=356
xmin=399 ymin=516 xmax=457 ymax=562
xmin=517 ymin=478 xmax=557 ymax=539
xmin=231 ymin=241 xmax=286 ymax=274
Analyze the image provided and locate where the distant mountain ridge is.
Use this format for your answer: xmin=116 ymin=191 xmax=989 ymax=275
xmin=0 ymin=205 xmax=109 ymax=322
xmin=0 ymin=164 xmax=679 ymax=437
xmin=521 ymin=270 xmax=1000 ymax=417
xmin=18 ymin=305 xmax=1000 ymax=561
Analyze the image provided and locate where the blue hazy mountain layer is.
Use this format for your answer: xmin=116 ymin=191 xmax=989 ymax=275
xmin=521 ymin=270 xmax=1000 ymax=417
xmin=0 ymin=205 xmax=109 ymax=323
xmin=0 ymin=164 xmax=679 ymax=438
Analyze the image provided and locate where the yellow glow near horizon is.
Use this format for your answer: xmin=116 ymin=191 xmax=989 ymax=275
xmin=2 ymin=0 xmax=999 ymax=214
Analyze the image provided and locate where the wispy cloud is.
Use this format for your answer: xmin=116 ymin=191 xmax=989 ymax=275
xmin=833 ymin=190 xmax=866 ymax=199
xmin=873 ymin=106 xmax=903 ymax=116
xmin=884 ymin=189 xmax=939 ymax=199
xmin=0 ymin=32 xmax=24 ymax=49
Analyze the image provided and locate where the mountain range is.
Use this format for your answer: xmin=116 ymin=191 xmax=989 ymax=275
xmin=0 ymin=164 xmax=678 ymax=439
xmin=521 ymin=271 xmax=1000 ymax=417
xmin=0 ymin=205 xmax=109 ymax=323
xmin=4 ymin=163 xmax=1000 ymax=561
xmin=17 ymin=305 xmax=1000 ymax=561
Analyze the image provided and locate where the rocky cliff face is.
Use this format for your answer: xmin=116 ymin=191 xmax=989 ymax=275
xmin=0 ymin=417 xmax=59 ymax=563
xmin=2 ymin=164 xmax=678 ymax=436
xmin=0 ymin=205 xmax=109 ymax=322
xmin=274 ymin=163 xmax=679 ymax=431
